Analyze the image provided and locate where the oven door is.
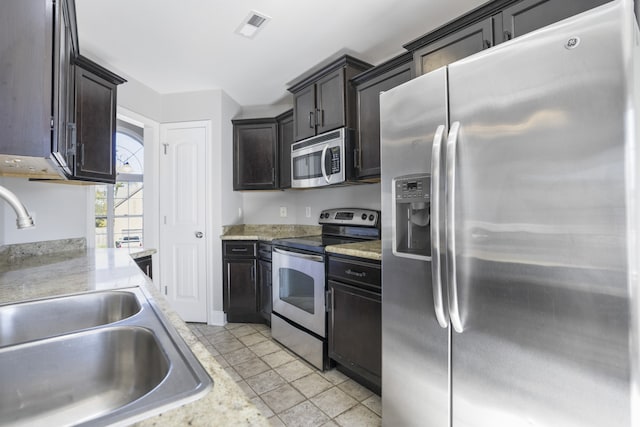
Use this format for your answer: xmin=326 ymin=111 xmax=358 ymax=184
xmin=272 ymin=247 xmax=326 ymax=337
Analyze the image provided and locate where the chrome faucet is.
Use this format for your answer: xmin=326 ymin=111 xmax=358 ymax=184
xmin=0 ymin=185 xmax=34 ymax=229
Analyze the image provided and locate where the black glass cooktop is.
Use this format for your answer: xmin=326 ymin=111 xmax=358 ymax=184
xmin=272 ymin=235 xmax=364 ymax=254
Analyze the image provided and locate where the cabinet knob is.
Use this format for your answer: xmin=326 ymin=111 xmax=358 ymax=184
xmin=195 ymin=231 xmax=204 ymax=238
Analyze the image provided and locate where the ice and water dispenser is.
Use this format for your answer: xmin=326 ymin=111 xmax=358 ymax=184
xmin=392 ymin=174 xmax=431 ymax=260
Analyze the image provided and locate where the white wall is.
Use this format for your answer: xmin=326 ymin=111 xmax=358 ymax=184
xmin=0 ymin=177 xmax=88 ymax=245
xmin=242 ymin=183 xmax=381 ymax=224
xmin=158 ymin=89 xmax=242 ymax=324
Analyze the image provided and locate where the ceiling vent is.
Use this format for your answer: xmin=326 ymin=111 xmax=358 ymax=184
xmin=235 ymin=11 xmax=271 ymax=39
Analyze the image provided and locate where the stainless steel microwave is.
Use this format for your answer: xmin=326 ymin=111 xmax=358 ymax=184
xmin=290 ymin=128 xmax=353 ymax=188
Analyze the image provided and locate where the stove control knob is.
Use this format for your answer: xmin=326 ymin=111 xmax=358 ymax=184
xmin=369 ymin=214 xmax=375 ymax=221
xmin=361 ymin=213 xmax=367 ymax=220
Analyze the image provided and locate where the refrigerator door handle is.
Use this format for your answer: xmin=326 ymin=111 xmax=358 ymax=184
xmin=431 ymin=124 xmax=448 ymax=328
xmin=446 ymin=121 xmax=464 ymax=333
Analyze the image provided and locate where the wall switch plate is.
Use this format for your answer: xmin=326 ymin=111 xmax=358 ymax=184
xmin=305 ymin=207 xmax=311 ymax=218
xmin=238 ymin=207 xmax=242 ymax=218
xmin=279 ymin=206 xmax=287 ymax=217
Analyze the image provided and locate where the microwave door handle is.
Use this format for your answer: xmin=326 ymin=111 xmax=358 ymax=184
xmin=320 ymin=145 xmax=330 ymax=183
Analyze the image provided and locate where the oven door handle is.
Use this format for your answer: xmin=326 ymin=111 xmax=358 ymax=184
xmin=273 ymin=247 xmax=324 ymax=262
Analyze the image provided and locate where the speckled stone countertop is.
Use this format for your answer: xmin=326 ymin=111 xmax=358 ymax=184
xmin=128 ymin=248 xmax=157 ymax=260
xmin=325 ymin=240 xmax=382 ymax=261
xmin=221 ymin=224 xmax=321 ymax=241
xmin=0 ymin=248 xmax=268 ymax=426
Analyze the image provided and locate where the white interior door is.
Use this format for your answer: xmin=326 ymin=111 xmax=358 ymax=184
xmin=159 ymin=121 xmax=208 ymax=322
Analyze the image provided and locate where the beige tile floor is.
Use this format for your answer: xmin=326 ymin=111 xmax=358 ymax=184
xmin=188 ymin=322 xmax=382 ymax=427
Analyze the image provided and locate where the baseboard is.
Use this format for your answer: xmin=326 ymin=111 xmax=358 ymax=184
xmin=208 ymin=310 xmax=226 ymax=326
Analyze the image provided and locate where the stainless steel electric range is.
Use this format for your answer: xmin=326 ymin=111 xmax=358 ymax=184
xmin=271 ymin=208 xmax=380 ymax=370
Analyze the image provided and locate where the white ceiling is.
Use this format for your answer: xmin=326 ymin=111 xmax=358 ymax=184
xmin=75 ymin=0 xmax=487 ymax=107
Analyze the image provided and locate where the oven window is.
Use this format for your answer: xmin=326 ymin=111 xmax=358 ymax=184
xmin=278 ymin=268 xmax=315 ymax=314
xmin=293 ymin=152 xmax=323 ymax=180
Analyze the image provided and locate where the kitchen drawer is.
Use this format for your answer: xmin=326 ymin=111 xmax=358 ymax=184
xmin=328 ymin=256 xmax=381 ymax=290
xmin=223 ymin=241 xmax=257 ymax=257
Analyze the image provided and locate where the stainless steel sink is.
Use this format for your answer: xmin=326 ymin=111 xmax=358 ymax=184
xmin=0 ymin=287 xmax=212 ymax=426
xmin=0 ymin=291 xmax=141 ymax=347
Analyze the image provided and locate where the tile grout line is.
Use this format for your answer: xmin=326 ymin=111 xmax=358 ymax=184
xmin=189 ymin=322 xmax=382 ymax=426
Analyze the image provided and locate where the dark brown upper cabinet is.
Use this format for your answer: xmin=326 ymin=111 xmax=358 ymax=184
xmin=277 ymin=110 xmax=294 ymax=189
xmin=413 ymin=19 xmax=493 ymax=76
xmin=232 ymin=110 xmax=294 ymax=191
xmin=72 ymin=56 xmax=125 ymax=183
xmin=0 ymin=0 xmax=124 ymax=183
xmin=0 ymin=0 xmax=77 ymax=178
xmin=500 ymin=0 xmax=611 ymax=42
xmin=405 ymin=0 xmax=611 ymax=76
xmin=233 ymin=118 xmax=279 ymax=190
xmin=288 ymin=55 xmax=372 ymax=142
xmin=352 ymin=53 xmax=413 ymax=180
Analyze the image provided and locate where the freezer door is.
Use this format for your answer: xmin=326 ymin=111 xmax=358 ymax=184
xmin=380 ymin=67 xmax=449 ymax=427
xmin=446 ymin=2 xmax=634 ymax=426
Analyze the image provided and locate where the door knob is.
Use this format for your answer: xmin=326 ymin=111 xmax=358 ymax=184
xmin=195 ymin=231 xmax=204 ymax=238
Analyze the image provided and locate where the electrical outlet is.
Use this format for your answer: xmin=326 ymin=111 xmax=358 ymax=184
xmin=238 ymin=207 xmax=242 ymax=218
xmin=279 ymin=206 xmax=287 ymax=217
xmin=305 ymin=207 xmax=311 ymax=218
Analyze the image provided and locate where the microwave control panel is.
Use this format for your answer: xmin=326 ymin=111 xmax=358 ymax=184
xmin=328 ymin=147 xmax=341 ymax=173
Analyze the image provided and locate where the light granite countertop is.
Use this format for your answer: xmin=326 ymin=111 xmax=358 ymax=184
xmin=0 ymin=248 xmax=268 ymax=426
xmin=221 ymin=224 xmax=321 ymax=241
xmin=325 ymin=239 xmax=382 ymax=261
xmin=221 ymin=224 xmax=381 ymax=261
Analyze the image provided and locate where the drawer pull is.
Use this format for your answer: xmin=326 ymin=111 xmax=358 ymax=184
xmin=232 ymin=248 xmax=248 ymax=252
xmin=346 ymin=269 xmax=366 ymax=278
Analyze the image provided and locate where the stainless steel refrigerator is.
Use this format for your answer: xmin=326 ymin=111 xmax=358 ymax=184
xmin=380 ymin=1 xmax=640 ymax=426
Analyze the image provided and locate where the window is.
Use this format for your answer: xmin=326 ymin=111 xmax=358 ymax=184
xmin=95 ymin=122 xmax=144 ymax=248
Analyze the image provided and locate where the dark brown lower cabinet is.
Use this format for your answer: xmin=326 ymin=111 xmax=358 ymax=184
xmin=222 ymin=241 xmax=263 ymax=323
xmin=258 ymin=243 xmax=273 ymax=324
xmin=327 ymin=255 xmax=381 ymax=394
xmin=134 ymin=255 xmax=152 ymax=279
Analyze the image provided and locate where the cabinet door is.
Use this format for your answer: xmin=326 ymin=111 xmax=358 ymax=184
xmin=328 ymin=280 xmax=382 ymax=381
xmin=233 ymin=122 xmax=277 ymax=190
xmin=316 ymin=69 xmax=345 ymax=134
xmin=74 ymin=66 xmax=117 ymax=183
xmin=223 ymin=258 xmax=258 ymax=313
xmin=0 ymin=1 xmax=53 ymax=158
xmin=414 ymin=18 xmax=493 ymax=76
xmin=293 ymin=85 xmax=316 ymax=141
xmin=356 ymin=62 xmax=413 ymax=179
xmin=277 ymin=111 xmax=294 ymax=189
xmin=501 ymin=0 xmax=610 ymax=41
xmin=52 ymin=0 xmax=76 ymax=173
xmin=258 ymin=259 xmax=272 ymax=322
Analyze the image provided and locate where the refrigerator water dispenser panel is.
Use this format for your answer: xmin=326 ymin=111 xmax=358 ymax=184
xmin=392 ymin=174 xmax=431 ymax=260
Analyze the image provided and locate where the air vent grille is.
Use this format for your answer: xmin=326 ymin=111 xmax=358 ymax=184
xmin=236 ymin=11 xmax=271 ymax=38
xmin=247 ymin=14 xmax=266 ymax=28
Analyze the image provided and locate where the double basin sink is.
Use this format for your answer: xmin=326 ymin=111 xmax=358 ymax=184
xmin=0 ymin=287 xmax=212 ymax=426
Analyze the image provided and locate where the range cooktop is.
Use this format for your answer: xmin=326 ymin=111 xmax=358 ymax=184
xmin=272 ymin=208 xmax=380 ymax=254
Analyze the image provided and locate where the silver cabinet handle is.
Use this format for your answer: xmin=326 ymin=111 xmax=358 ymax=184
xmin=446 ymin=121 xmax=463 ymax=333
xmin=431 ymin=124 xmax=448 ymax=329
xmin=309 ymin=111 xmax=315 ymax=129
xmin=195 ymin=231 xmax=204 ymax=238
xmin=273 ymin=247 xmax=323 ymax=262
